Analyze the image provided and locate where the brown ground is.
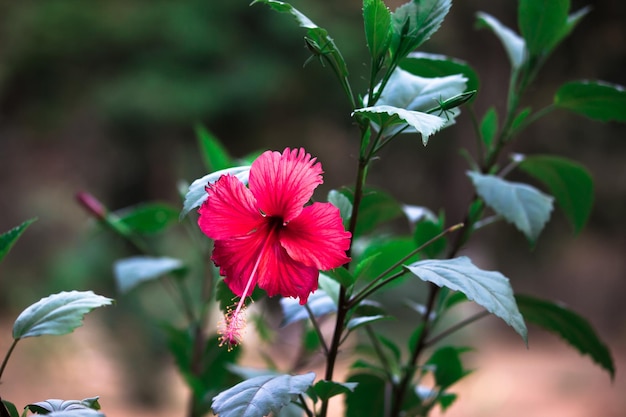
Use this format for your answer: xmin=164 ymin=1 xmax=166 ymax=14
xmin=1 ymin=318 xmax=623 ymax=417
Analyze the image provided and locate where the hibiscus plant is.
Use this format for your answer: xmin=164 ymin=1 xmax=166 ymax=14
xmin=1 ymin=0 xmax=624 ymax=417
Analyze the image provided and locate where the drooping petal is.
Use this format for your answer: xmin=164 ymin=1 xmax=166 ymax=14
xmin=198 ymin=174 xmax=263 ymax=241
xmin=280 ymin=203 xmax=351 ymax=270
xmin=249 ymin=148 xmax=323 ymax=222
xmin=211 ymin=226 xmax=269 ymax=298
xmin=255 ymin=239 xmax=320 ymax=305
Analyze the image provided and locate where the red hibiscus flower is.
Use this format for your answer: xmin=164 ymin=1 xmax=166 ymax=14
xmin=198 ymin=148 xmax=351 ymax=347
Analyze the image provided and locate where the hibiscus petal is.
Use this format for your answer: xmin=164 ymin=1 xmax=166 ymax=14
xmin=280 ymin=203 xmax=351 ymax=270
xmin=212 ymin=228 xmax=268 ymax=298
xmin=198 ymin=174 xmax=263 ymax=240
xmin=249 ymin=148 xmax=323 ymax=222
xmin=256 ymin=242 xmax=320 ymax=305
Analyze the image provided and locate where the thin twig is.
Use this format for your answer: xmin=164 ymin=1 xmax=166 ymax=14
xmin=304 ymin=303 xmax=329 ymax=356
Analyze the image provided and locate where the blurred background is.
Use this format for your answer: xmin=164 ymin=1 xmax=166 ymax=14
xmin=0 ymin=0 xmax=625 ymax=416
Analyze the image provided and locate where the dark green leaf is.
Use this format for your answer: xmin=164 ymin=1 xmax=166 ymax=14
xmin=196 ymin=125 xmax=232 ymax=172
xmin=358 ymin=237 xmax=418 ymax=284
xmin=475 ymin=12 xmax=526 ymax=69
xmin=345 ymin=373 xmax=385 ymax=417
xmin=400 ymin=53 xmax=479 ymax=94
xmin=113 ymin=256 xmax=186 ymax=293
xmin=13 ymin=291 xmax=113 ymax=340
xmin=554 ymin=81 xmax=626 ymax=123
xmin=312 ymin=380 xmax=358 ymax=402
xmin=468 ymin=171 xmax=554 ymax=243
xmin=363 ymin=0 xmax=392 ymax=62
xmin=413 ymin=216 xmax=446 ymax=259
xmin=327 ymin=267 xmax=356 ymax=288
xmin=303 ymin=326 xmax=321 ymax=352
xmin=407 ymin=323 xmax=424 ymax=352
xmin=211 ymin=372 xmax=315 ymax=417
xmin=280 ymin=290 xmax=337 ymax=326
xmin=424 ymin=346 xmax=471 ymax=389
xmin=518 ymin=155 xmax=593 ymax=233
xmin=555 ymin=7 xmax=591 ymax=43
xmin=1 ymin=400 xmax=18 ymax=417
xmin=516 ymin=294 xmax=615 ymax=379
xmin=480 ymin=107 xmax=498 ymax=151
xmin=340 ymin=188 xmax=404 ymax=238
xmin=405 ymin=257 xmax=527 ymax=342
xmin=511 ymin=107 xmax=532 ymax=132
xmin=0 ymin=218 xmax=36 ymax=263
xmin=438 ymin=391 xmax=458 ymax=411
xmin=390 ymin=0 xmax=452 ymax=60
xmin=114 ymin=203 xmax=178 ymax=234
xmin=216 ymin=280 xmax=265 ymax=312
xmin=518 ymin=0 xmax=570 ymax=55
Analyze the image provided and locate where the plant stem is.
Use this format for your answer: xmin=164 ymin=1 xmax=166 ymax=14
xmin=424 ymin=310 xmax=491 ymax=347
xmin=0 ymin=339 xmax=19 ymax=383
xmin=305 ymin=303 xmax=329 ymax=356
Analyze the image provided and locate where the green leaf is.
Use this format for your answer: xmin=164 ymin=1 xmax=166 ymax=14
xmin=554 ymin=81 xmax=626 ymax=123
xmin=196 ymin=125 xmax=232 ymax=172
xmin=518 ymin=0 xmax=570 ymax=56
xmin=475 ymin=12 xmax=526 ymax=69
xmin=390 ymin=0 xmax=452 ymax=60
xmin=516 ymin=294 xmax=614 ymax=379
xmin=413 ymin=215 xmax=446 ymax=259
xmin=0 ymin=218 xmax=36 ymax=263
xmin=280 ymin=290 xmax=337 ymax=326
xmin=358 ymin=237 xmax=418 ymax=284
xmin=518 ymin=155 xmax=593 ymax=233
xmin=555 ymin=7 xmax=591 ymax=44
xmin=363 ymin=0 xmax=392 ymax=62
xmin=1 ymin=400 xmax=19 ymax=417
xmin=114 ymin=203 xmax=179 ymax=234
xmin=479 ymin=107 xmax=498 ymax=151
xmin=425 ymin=346 xmax=471 ymax=389
xmin=511 ymin=107 xmax=532 ymax=132
xmin=405 ymin=257 xmax=527 ymax=342
xmin=312 ymin=380 xmax=358 ymax=401
xmin=180 ymin=166 xmax=250 ymax=219
xmin=253 ymin=0 xmax=349 ymax=78
xmin=354 ymin=105 xmax=446 ymax=146
xmin=347 ymin=315 xmax=392 ymax=331
xmin=345 ymin=373 xmax=385 ymax=417
xmin=113 ymin=256 xmax=186 ymax=293
xmin=328 ymin=189 xmax=352 ymax=227
xmin=211 ymin=372 xmax=316 ymax=417
xmin=340 ymin=188 xmax=403 ymax=238
xmin=400 ymin=53 xmax=479 ymax=94
xmin=13 ymin=291 xmax=113 ymax=340
xmin=468 ymin=171 xmax=554 ymax=243
xmin=327 ymin=267 xmax=357 ymax=288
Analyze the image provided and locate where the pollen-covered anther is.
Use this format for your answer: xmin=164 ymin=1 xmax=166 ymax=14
xmin=218 ymin=301 xmax=248 ymax=351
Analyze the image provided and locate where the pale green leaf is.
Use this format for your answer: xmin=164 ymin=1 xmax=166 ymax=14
xmin=180 ymin=166 xmax=250 ymax=219
xmin=468 ymin=171 xmax=554 ymax=243
xmin=13 ymin=291 xmax=113 ymax=340
xmin=554 ymin=81 xmax=626 ymax=123
xmin=405 ymin=257 xmax=527 ymax=342
xmin=211 ymin=372 xmax=316 ymax=417
xmin=354 ymin=105 xmax=446 ymax=145
xmin=518 ymin=155 xmax=593 ymax=233
xmin=476 ymin=12 xmax=526 ymax=69
xmin=328 ymin=189 xmax=352 ymax=226
xmin=516 ymin=294 xmax=614 ymax=379
xmin=280 ymin=290 xmax=337 ymax=326
xmin=114 ymin=256 xmax=186 ymax=293
xmin=346 ymin=315 xmax=391 ymax=331
xmin=401 ymin=52 xmax=479 ymax=94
